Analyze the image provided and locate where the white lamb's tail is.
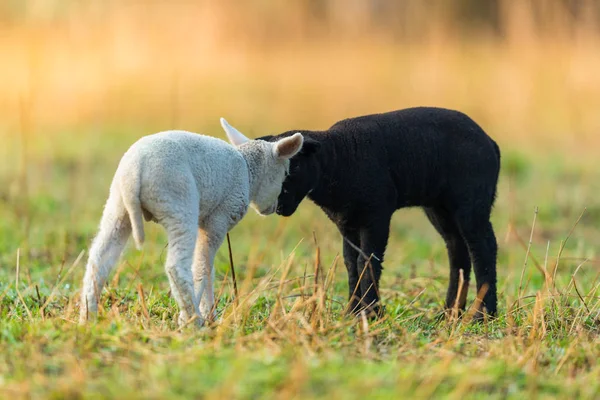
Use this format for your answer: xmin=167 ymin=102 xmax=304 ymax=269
xmin=120 ymin=170 xmax=145 ymax=250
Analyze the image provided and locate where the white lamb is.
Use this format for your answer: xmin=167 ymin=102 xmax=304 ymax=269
xmin=79 ymin=119 xmax=304 ymax=327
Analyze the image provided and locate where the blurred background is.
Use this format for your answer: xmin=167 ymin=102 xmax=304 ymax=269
xmin=1 ymin=0 xmax=599 ymax=154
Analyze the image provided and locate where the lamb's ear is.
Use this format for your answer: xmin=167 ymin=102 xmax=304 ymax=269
xmin=220 ymin=118 xmax=249 ymax=146
xmin=300 ymin=137 xmax=321 ymax=156
xmin=273 ymin=133 xmax=304 ymax=160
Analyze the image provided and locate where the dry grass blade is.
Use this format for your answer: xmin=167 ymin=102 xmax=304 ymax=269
xmin=451 ymin=268 xmax=465 ymax=321
xmin=529 ymin=291 xmax=547 ymax=340
xmin=310 ymin=232 xmax=323 ymax=329
xmin=569 ymin=259 xmax=591 ymax=314
xmin=312 ymin=232 xmax=321 ymax=288
xmin=137 ymin=283 xmax=151 ymax=322
xmin=15 ymin=248 xmax=33 ymax=321
xmin=226 ymin=232 xmax=239 ymax=306
xmin=462 ymin=284 xmax=489 ymax=324
xmin=343 ymin=236 xmax=381 ymax=262
xmin=518 ymin=207 xmax=539 ymax=304
xmin=346 ymin=253 xmax=374 ymax=315
xmin=35 ymin=284 xmax=44 ymax=320
xmin=359 ymin=310 xmax=372 ymax=356
xmin=553 ymin=208 xmax=587 ymax=289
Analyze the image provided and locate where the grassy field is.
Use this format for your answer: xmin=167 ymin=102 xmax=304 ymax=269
xmin=1 ymin=119 xmax=599 ymax=399
xmin=2 ymin=127 xmax=600 ymax=399
xmin=1 ymin=2 xmax=600 ymax=399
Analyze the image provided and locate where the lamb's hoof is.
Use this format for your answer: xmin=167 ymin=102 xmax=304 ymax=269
xmin=79 ymin=308 xmax=98 ymax=325
xmin=443 ymin=307 xmax=486 ymax=324
xmin=365 ymin=304 xmax=384 ymax=320
xmin=470 ymin=308 xmax=497 ymax=323
xmin=443 ymin=307 xmax=466 ymax=321
xmin=199 ymin=306 xmax=217 ymax=325
xmin=445 ymin=305 xmax=495 ymax=324
xmin=178 ymin=312 xmax=204 ymax=329
xmin=346 ymin=303 xmax=384 ymax=321
xmin=344 ymin=301 xmax=361 ymax=317
xmin=435 ymin=310 xmax=449 ymax=323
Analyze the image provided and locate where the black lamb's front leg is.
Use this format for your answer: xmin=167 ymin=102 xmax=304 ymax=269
xmin=339 ymin=225 xmax=362 ymax=314
xmin=356 ymin=216 xmax=391 ymax=318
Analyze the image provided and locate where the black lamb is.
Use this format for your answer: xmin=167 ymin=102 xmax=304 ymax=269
xmin=259 ymin=107 xmax=501 ymax=319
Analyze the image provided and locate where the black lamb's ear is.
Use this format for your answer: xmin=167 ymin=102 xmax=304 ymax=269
xmin=300 ymin=137 xmax=321 ymax=156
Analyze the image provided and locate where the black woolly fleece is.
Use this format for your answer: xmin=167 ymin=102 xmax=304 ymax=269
xmin=260 ymin=107 xmax=501 ymax=319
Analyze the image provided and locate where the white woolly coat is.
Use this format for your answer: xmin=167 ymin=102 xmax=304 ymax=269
xmin=79 ymin=123 xmax=304 ymax=327
xmin=117 ymin=131 xmax=250 ymax=248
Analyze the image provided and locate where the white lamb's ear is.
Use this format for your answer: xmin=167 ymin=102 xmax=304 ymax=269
xmin=220 ymin=118 xmax=249 ymax=146
xmin=273 ymin=133 xmax=304 ymax=160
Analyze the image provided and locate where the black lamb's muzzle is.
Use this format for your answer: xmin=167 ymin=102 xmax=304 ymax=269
xmin=276 ymin=195 xmax=301 ymax=217
xmin=276 ymin=203 xmax=295 ymax=217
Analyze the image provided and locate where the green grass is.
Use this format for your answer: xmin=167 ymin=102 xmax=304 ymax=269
xmin=1 ymin=128 xmax=599 ymax=399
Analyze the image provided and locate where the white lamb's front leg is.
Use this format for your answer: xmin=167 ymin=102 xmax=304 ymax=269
xmin=193 ymin=218 xmax=228 ymax=323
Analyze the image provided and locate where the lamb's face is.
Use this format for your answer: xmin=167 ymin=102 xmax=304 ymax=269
xmin=245 ymin=140 xmax=290 ymax=215
xmin=276 ymin=157 xmax=313 ymax=217
xmin=258 ymin=134 xmax=321 ymax=217
xmin=220 ymin=118 xmax=304 ymax=216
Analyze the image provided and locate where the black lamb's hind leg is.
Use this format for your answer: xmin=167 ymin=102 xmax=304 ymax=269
xmin=356 ymin=215 xmax=391 ymax=318
xmin=339 ymin=225 xmax=362 ymax=315
xmin=424 ymin=207 xmax=472 ymax=315
xmin=456 ymin=211 xmax=498 ymax=320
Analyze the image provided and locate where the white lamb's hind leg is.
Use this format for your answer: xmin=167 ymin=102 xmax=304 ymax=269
xmin=194 ymin=216 xmax=228 ymax=323
xmin=80 ymin=197 xmax=131 ymax=324
xmin=164 ymin=217 xmax=201 ymax=328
